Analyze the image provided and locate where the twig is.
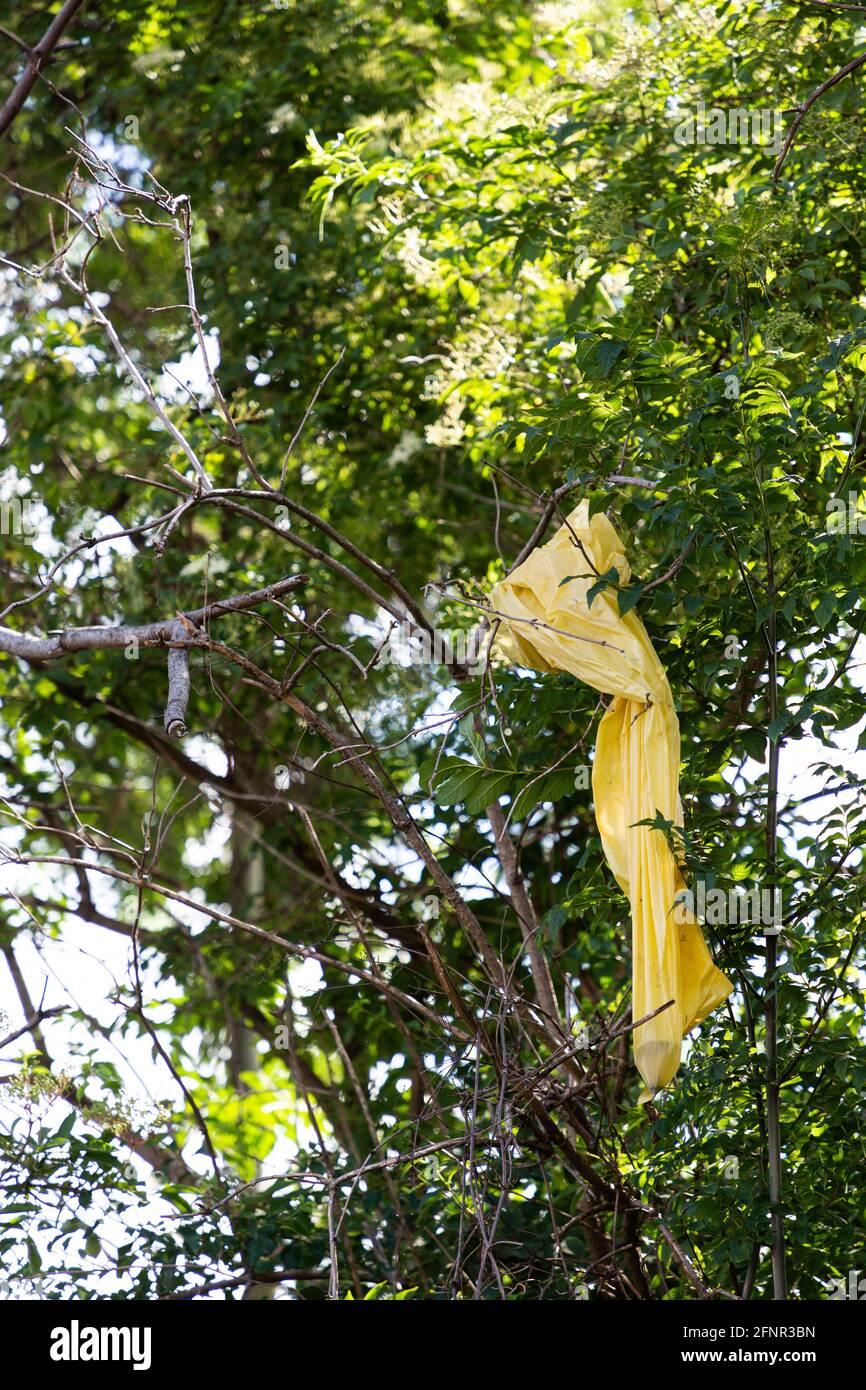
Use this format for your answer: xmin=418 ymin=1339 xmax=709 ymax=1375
xmin=429 ymin=587 xmax=627 ymax=655
xmin=0 ymin=1005 xmax=67 ymax=1050
xmin=642 ymin=533 xmax=696 ymax=593
xmin=279 ymin=347 xmax=346 ymax=490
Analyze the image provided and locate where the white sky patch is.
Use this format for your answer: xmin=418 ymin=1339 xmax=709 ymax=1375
xmin=51 ymin=343 xmax=102 ymax=376
xmin=183 ymin=735 xmax=229 ymax=780
xmin=81 ymin=511 xmax=139 ymax=561
xmin=183 ymin=814 xmax=231 ymax=871
xmin=289 ymin=957 xmax=325 ymax=998
xmin=157 ymin=330 xmax=220 ymax=402
xmin=723 ymin=634 xmax=866 ymax=853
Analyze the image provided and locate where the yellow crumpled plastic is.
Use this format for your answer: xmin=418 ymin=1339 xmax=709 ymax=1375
xmin=489 ymin=500 xmax=732 ymax=1094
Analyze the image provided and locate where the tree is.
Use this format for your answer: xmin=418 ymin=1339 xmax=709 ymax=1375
xmin=0 ymin=0 xmax=864 ymax=1300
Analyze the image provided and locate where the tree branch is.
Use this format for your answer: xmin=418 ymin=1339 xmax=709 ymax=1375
xmin=774 ymin=50 xmax=866 ymax=179
xmin=0 ymin=0 xmax=85 ymax=138
xmin=0 ymin=573 xmax=307 ymax=737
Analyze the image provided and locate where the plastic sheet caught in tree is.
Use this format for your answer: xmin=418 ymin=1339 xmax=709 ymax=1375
xmin=490 ymin=501 xmax=732 ymax=1093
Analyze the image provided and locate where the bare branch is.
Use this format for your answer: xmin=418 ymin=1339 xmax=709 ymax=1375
xmin=0 ymin=0 xmax=85 ymax=138
xmin=0 ymin=573 xmax=308 ymax=662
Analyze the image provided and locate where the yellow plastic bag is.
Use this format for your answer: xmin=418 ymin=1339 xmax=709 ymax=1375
xmin=489 ymin=501 xmax=732 ymax=1093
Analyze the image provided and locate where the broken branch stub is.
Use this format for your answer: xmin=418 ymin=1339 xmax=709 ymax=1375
xmin=164 ymin=625 xmax=191 ymax=740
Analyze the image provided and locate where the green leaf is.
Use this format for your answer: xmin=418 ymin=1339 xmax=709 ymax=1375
xmin=768 ymin=714 xmax=790 ymax=745
xmin=55 ymin=1111 xmax=76 ymax=1140
xmin=616 ymin=584 xmax=644 ymax=617
xmin=586 ymin=567 xmax=620 ymax=609
xmin=596 ymin=338 xmax=626 ymax=376
xmin=742 ymin=727 xmax=766 ymax=761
